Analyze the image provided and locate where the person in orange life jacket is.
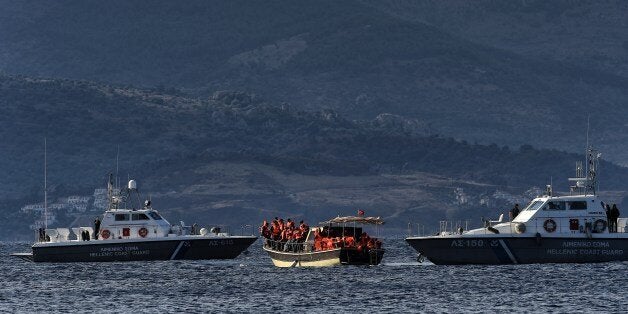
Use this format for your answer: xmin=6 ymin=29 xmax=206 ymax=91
xmin=278 ymin=218 xmax=285 ymax=231
xmin=344 ymin=236 xmax=356 ymax=247
xmin=286 ymin=219 xmax=295 ymax=230
xmin=325 ymin=237 xmax=334 ymax=249
xmin=271 ymin=222 xmax=281 ymax=240
xmin=299 ymin=220 xmax=309 ymax=232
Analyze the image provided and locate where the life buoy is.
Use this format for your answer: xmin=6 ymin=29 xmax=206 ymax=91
xmin=593 ymin=219 xmax=607 ymax=233
xmin=101 ymin=229 xmax=110 ymax=239
xmin=514 ymin=222 xmax=526 ymax=234
xmin=543 ymin=219 xmax=557 ymax=233
xmin=138 ymin=227 xmax=148 ymax=238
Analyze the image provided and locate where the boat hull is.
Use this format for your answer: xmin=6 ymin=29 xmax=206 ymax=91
xmin=406 ymin=236 xmax=628 ymax=265
xmin=263 ymin=246 xmax=385 ymax=267
xmin=21 ymin=236 xmax=257 ymax=263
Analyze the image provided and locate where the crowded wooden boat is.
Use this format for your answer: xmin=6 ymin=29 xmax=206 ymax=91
xmin=260 ymin=214 xmax=385 ymax=267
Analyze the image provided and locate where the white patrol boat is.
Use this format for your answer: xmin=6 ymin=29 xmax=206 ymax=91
xmin=12 ymin=176 xmax=257 ymax=262
xmin=406 ymin=148 xmax=628 ymax=264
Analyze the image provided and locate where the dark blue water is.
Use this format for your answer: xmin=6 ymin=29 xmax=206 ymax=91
xmin=1 ymin=239 xmax=626 ymax=313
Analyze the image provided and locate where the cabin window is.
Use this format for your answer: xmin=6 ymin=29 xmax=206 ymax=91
xmin=132 ymin=213 xmax=150 ymax=221
xmin=568 ymin=201 xmax=587 ymax=210
xmin=148 ymin=212 xmax=163 ymax=220
xmin=524 ymin=201 xmax=544 ymax=211
xmin=114 ymin=214 xmax=129 ymax=221
xmin=544 ymin=201 xmax=566 ymax=211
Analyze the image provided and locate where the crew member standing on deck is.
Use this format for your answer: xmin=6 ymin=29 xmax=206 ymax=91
xmin=606 ymin=204 xmax=612 ymax=231
xmin=509 ymin=204 xmax=520 ymax=221
xmin=93 ymin=217 xmax=101 ymax=240
xmin=610 ymin=204 xmax=620 ymax=233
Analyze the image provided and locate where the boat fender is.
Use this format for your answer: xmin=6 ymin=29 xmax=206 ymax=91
xmin=486 ymin=226 xmax=499 ymax=234
xmin=514 ymin=223 xmax=526 ymax=234
xmin=138 ymin=227 xmax=148 ymax=238
xmin=535 ymin=232 xmax=542 ymax=246
xmin=543 ymin=219 xmax=557 ymax=233
xmin=593 ymin=219 xmax=607 ymax=233
xmin=101 ymin=229 xmax=111 ymax=240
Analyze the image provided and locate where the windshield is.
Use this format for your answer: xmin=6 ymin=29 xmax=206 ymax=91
xmin=148 ymin=212 xmax=163 ymax=220
xmin=524 ymin=200 xmax=544 ymax=211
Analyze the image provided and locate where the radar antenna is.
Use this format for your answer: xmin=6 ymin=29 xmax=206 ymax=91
xmin=569 ymin=148 xmax=599 ymax=196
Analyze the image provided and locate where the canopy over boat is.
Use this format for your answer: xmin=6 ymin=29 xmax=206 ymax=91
xmin=321 ymin=216 xmax=385 ymax=225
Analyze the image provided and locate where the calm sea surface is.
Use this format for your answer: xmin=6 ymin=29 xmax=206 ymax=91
xmin=0 ymin=239 xmax=626 ymax=313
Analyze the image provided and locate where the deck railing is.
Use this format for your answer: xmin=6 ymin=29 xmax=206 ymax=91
xmin=408 ymin=216 xmax=627 ymax=237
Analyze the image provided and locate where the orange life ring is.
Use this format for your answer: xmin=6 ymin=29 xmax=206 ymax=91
xmin=543 ymin=219 xmax=557 ymax=233
xmin=138 ymin=227 xmax=148 ymax=238
xmin=101 ymin=229 xmax=110 ymax=239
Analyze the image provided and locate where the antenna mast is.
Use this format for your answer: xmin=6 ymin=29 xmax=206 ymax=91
xmin=569 ymin=116 xmax=598 ymax=196
xmin=44 ymin=138 xmax=48 ymax=230
xmin=116 ymin=145 xmax=120 ymax=190
xmin=585 ymin=115 xmax=590 ymax=176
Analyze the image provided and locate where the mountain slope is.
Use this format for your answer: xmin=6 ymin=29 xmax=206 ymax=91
xmin=2 ymin=1 xmax=628 ymax=163
xmin=2 ymin=74 xmax=628 ymax=237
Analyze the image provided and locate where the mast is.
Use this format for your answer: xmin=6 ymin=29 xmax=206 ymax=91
xmin=44 ymin=137 xmax=48 ymax=230
xmin=569 ymin=117 xmax=598 ymax=196
xmin=569 ymin=148 xmax=599 ymax=196
xmin=116 ymin=145 xmax=120 ymax=191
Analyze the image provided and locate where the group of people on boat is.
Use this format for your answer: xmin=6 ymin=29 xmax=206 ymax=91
xmin=605 ymin=203 xmax=621 ymax=233
xmin=313 ymin=228 xmax=382 ymax=253
xmin=260 ymin=217 xmax=310 ymax=251
xmin=259 ymin=218 xmax=382 ymax=253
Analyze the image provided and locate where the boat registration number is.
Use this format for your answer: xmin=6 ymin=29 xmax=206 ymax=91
xmin=209 ymin=239 xmax=235 ymax=246
xmin=450 ymin=239 xmax=487 ymax=247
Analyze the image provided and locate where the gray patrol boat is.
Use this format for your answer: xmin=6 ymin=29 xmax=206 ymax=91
xmin=406 ymin=148 xmax=628 ymax=264
xmin=12 ymin=176 xmax=257 ymax=262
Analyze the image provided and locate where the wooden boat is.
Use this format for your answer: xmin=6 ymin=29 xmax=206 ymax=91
xmin=262 ymin=216 xmax=385 ymax=267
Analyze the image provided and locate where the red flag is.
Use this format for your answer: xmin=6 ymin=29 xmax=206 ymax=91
xmin=357 ymin=209 xmax=365 ymax=216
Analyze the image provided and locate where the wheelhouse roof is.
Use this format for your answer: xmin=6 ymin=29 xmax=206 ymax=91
xmin=320 ymin=216 xmax=385 ymax=225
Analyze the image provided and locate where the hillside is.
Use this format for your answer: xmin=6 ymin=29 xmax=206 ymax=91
xmin=2 ymin=1 xmax=628 ymax=164
xmin=2 ymin=74 xmax=628 ymax=238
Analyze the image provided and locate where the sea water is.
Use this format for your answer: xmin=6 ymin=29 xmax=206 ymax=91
xmin=0 ymin=239 xmax=626 ymax=313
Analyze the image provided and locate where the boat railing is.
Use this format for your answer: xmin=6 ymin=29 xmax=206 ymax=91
xmin=407 ymin=223 xmax=430 ymax=237
xmin=417 ymin=216 xmax=626 ymax=236
xmin=432 ymin=220 xmax=470 ymax=236
xmin=526 ymin=216 xmax=625 ymax=235
xmin=240 ymin=224 xmax=254 ymax=236
xmin=263 ymin=238 xmax=314 ymax=253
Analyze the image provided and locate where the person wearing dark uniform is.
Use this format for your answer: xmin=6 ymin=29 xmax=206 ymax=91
xmin=94 ymin=217 xmax=101 ymax=239
xmin=509 ymin=204 xmax=520 ymax=221
xmin=606 ymin=204 xmax=612 ymax=231
xmin=610 ymin=204 xmax=620 ymax=233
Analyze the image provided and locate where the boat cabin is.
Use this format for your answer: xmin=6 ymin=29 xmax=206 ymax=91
xmin=96 ymin=208 xmax=172 ymax=240
xmin=511 ymin=195 xmax=608 ymax=234
xmin=38 ymin=178 xmax=218 ymax=243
